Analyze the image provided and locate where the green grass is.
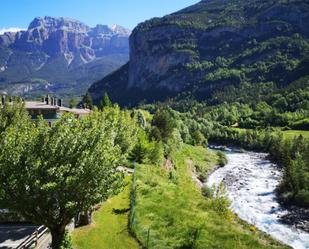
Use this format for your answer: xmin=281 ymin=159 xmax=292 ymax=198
xmin=131 ymin=144 xmax=290 ymax=249
xmin=232 ymin=127 xmax=309 ymax=140
xmin=72 ymin=178 xmax=140 ymax=249
xmin=282 ymin=130 xmax=309 ymax=139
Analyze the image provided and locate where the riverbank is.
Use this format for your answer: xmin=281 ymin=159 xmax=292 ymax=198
xmin=209 ymin=143 xmax=309 ymax=234
xmin=280 ymin=206 xmax=309 ymax=233
xmin=130 ymin=144 xmax=289 ymax=249
xmin=207 ymin=151 xmax=309 ymax=249
xmin=209 ymin=127 xmax=309 ymax=209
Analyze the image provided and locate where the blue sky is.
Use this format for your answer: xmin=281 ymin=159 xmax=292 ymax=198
xmin=0 ymin=0 xmax=199 ymax=31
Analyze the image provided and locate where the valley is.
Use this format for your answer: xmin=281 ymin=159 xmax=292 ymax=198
xmin=0 ymin=0 xmax=308 ymax=249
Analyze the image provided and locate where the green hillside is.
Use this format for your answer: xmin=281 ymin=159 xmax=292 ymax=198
xmin=89 ymin=0 xmax=309 ymax=107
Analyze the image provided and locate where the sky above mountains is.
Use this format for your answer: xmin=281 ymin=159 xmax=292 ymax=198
xmin=0 ymin=0 xmax=199 ymax=32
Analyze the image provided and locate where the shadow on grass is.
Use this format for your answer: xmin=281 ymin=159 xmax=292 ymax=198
xmin=112 ymin=208 xmax=130 ymax=215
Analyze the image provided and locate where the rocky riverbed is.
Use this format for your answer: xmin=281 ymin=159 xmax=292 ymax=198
xmin=207 ymin=151 xmax=309 ymax=249
xmin=280 ymin=206 xmax=309 ymax=233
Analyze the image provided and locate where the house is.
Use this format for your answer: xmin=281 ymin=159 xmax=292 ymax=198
xmin=25 ymin=95 xmax=91 ymax=124
xmin=1 ymin=94 xmax=91 ymax=124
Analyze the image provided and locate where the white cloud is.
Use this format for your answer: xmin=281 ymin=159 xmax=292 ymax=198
xmin=0 ymin=27 xmax=26 ymax=35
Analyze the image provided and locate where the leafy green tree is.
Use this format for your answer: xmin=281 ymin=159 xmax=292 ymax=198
xmin=83 ymin=91 xmax=93 ymax=109
xmin=217 ymin=151 xmax=228 ymax=167
xmin=99 ymin=93 xmax=113 ymax=110
xmin=129 ymin=142 xmax=147 ymax=163
xmin=130 ymin=110 xmax=147 ymax=130
xmin=151 ymin=109 xmax=175 ymax=142
xmin=166 ymin=129 xmax=183 ymax=156
xmin=150 ymin=126 xmax=162 ymax=141
xmin=0 ymin=102 xmax=28 ymax=133
xmin=148 ymin=142 xmax=165 ymax=166
xmin=0 ymin=106 xmax=137 ymax=249
xmin=69 ymin=98 xmax=78 ymax=108
xmin=191 ymin=130 xmax=207 ymax=146
xmin=129 ymin=133 xmax=149 ymax=163
xmin=136 ymin=110 xmax=147 ymax=129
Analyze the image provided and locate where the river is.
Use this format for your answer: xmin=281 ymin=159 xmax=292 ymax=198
xmin=207 ymin=150 xmax=309 ymax=249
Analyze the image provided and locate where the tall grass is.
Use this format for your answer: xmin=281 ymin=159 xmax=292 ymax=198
xmin=131 ymin=145 xmax=290 ymax=249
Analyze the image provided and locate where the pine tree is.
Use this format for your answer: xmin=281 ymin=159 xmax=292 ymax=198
xmin=69 ymin=98 xmax=78 ymax=108
xmin=83 ymin=91 xmax=93 ymax=109
xmin=99 ymin=93 xmax=112 ymax=110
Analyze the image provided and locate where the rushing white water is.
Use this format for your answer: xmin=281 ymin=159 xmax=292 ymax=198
xmin=207 ymin=151 xmax=309 ymax=249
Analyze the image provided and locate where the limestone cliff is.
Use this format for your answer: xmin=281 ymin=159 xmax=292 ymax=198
xmin=89 ymin=0 xmax=309 ymax=106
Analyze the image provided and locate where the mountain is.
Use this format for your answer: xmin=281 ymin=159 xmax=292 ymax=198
xmin=0 ymin=16 xmax=130 ymax=98
xmin=89 ymin=0 xmax=309 ymax=107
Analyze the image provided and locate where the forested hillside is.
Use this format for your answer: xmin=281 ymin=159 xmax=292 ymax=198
xmin=89 ymin=0 xmax=309 ymax=107
xmin=88 ymin=0 xmax=309 ymax=211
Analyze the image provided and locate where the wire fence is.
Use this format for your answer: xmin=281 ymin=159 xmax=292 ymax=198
xmin=129 ymin=162 xmax=137 ymax=230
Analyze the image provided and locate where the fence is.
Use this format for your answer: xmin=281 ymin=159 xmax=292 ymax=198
xmin=129 ymin=162 xmax=137 ymax=230
xmin=17 ymin=225 xmax=48 ymax=249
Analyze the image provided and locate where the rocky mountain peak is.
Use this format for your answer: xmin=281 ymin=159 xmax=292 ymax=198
xmin=28 ymin=16 xmax=90 ymax=33
xmin=0 ymin=16 xmax=131 ymax=56
xmin=92 ymin=24 xmax=112 ymax=34
xmin=0 ymin=17 xmax=130 ymax=98
xmin=109 ymin=24 xmax=131 ymax=36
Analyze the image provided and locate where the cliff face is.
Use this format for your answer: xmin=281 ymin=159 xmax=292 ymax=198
xmin=89 ymin=0 xmax=309 ymax=106
xmin=0 ymin=17 xmax=130 ymax=98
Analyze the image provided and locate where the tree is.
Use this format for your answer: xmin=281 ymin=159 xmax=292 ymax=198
xmin=151 ymin=109 xmax=175 ymax=142
xmin=128 ymin=132 xmax=149 ymax=163
xmin=149 ymin=142 xmax=164 ymax=166
xmin=0 ymin=101 xmax=28 ymax=134
xmin=83 ymin=91 xmax=93 ymax=109
xmin=191 ymin=130 xmax=207 ymax=146
xmin=99 ymin=93 xmax=112 ymax=110
xmin=69 ymin=98 xmax=78 ymax=108
xmin=217 ymin=151 xmax=228 ymax=167
xmin=136 ymin=110 xmax=147 ymax=129
xmin=0 ymin=106 xmax=137 ymax=249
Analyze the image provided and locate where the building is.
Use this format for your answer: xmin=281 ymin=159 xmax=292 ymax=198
xmin=1 ymin=94 xmax=91 ymax=124
xmin=26 ymin=95 xmax=91 ymax=123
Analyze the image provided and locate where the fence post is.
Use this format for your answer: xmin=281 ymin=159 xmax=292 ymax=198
xmin=146 ymin=228 xmax=150 ymax=248
xmin=129 ymin=162 xmax=137 ymax=229
xmin=35 ymin=229 xmax=38 ymax=247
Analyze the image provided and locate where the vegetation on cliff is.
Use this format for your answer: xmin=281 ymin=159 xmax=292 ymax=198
xmin=89 ymin=0 xmax=309 ymax=107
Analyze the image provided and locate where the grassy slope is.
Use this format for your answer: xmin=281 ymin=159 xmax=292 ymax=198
xmin=232 ymin=127 xmax=309 ymax=140
xmin=282 ymin=130 xmax=309 ymax=139
xmin=132 ymin=144 xmax=289 ymax=249
xmin=72 ymin=178 xmax=140 ymax=249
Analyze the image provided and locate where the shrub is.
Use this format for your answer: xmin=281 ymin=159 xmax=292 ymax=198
xmin=217 ymin=151 xmax=228 ymax=167
xmin=151 ymin=109 xmax=175 ymax=142
xmin=59 ymin=231 xmax=72 ymax=249
xmin=210 ymin=183 xmax=232 ymax=219
xmin=201 ymin=185 xmax=214 ymax=198
xmin=148 ymin=142 xmax=165 ymax=166
xmin=191 ymin=130 xmax=207 ymax=146
xmin=295 ymin=190 xmax=309 ymax=208
xmin=290 ymin=118 xmax=309 ymax=130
